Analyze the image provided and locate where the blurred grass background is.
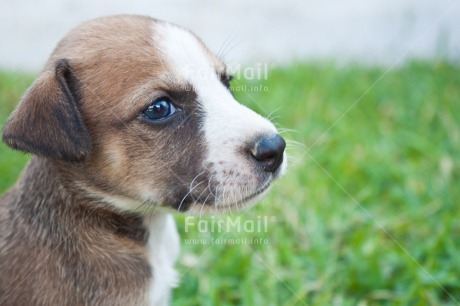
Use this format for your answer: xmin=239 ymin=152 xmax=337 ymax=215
xmin=1 ymin=61 xmax=459 ymax=305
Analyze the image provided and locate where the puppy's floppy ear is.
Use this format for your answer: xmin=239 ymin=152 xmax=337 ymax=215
xmin=2 ymin=59 xmax=91 ymax=162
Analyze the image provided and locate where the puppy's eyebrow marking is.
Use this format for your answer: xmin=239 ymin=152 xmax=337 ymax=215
xmin=133 ymin=78 xmax=198 ymax=104
xmin=161 ymin=80 xmax=198 ymax=103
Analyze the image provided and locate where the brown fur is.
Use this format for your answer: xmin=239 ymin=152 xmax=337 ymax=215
xmin=2 ymin=59 xmax=91 ymax=161
xmin=0 ymin=158 xmax=150 ymax=305
xmin=0 ymin=15 xmax=212 ymax=305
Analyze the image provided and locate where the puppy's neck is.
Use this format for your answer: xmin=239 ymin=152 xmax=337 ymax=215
xmin=10 ymin=156 xmax=149 ymax=244
xmin=2 ymin=157 xmax=171 ymax=305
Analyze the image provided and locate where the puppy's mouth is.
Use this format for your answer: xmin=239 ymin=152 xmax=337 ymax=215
xmin=229 ymin=180 xmax=272 ymax=206
xmin=210 ymin=176 xmax=275 ymax=213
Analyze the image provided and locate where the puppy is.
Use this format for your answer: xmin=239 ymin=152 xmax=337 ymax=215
xmin=0 ymin=15 xmax=286 ymax=305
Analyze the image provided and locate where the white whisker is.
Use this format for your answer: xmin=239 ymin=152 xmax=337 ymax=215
xmin=177 ymin=180 xmax=205 ymax=212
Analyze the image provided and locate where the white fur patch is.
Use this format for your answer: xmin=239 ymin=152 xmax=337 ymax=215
xmin=155 ymin=23 xmax=285 ymax=208
xmin=144 ymin=213 xmax=180 ymax=306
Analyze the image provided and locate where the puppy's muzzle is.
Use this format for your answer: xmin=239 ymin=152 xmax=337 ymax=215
xmin=249 ymin=134 xmax=286 ymax=173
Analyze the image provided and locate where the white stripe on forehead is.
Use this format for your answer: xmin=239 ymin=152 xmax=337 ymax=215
xmin=155 ymin=22 xmax=220 ymax=87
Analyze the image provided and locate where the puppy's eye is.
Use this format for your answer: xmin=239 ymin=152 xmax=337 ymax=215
xmin=142 ymin=98 xmax=178 ymax=121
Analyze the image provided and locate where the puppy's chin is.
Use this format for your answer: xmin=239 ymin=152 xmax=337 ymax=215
xmin=179 ymin=159 xmax=286 ymax=215
xmin=186 ymin=185 xmax=272 ymax=215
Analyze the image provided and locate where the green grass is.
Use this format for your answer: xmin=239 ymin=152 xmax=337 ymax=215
xmin=1 ymin=61 xmax=459 ymax=305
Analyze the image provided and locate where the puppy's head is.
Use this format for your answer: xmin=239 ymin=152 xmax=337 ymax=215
xmin=2 ymin=15 xmax=286 ymax=214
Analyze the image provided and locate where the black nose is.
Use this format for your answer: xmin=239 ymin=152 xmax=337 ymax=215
xmin=249 ymin=134 xmax=286 ymax=173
